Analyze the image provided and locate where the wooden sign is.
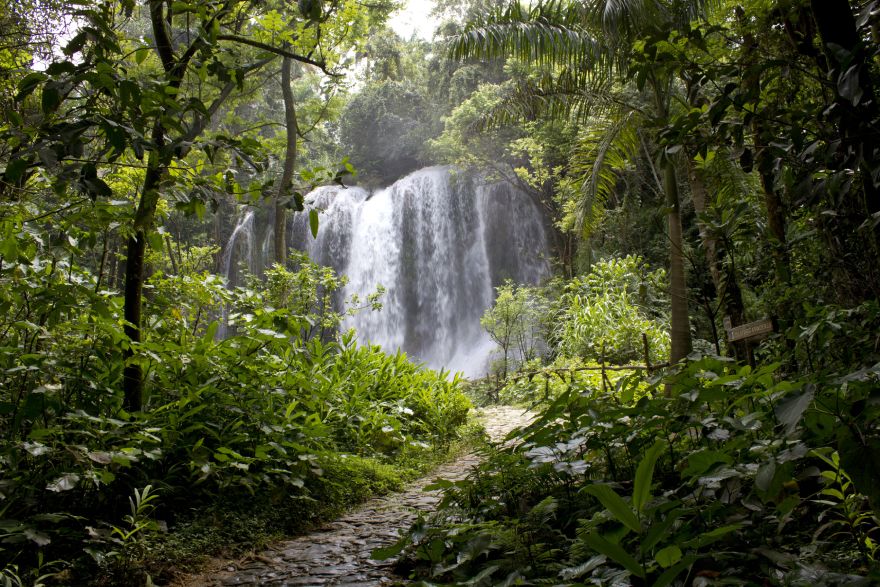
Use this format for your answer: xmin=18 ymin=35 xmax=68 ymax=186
xmin=727 ymin=318 xmax=775 ymax=342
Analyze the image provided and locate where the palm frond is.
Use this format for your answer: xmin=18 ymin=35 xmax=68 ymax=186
xmin=592 ymin=0 xmax=653 ymax=38
xmin=465 ymin=66 xmax=655 ymax=135
xmin=569 ymin=109 xmax=642 ymax=237
xmin=699 ymin=148 xmax=757 ymax=208
xmin=447 ymin=0 xmax=719 ymax=74
xmin=447 ymin=1 xmax=606 ymax=73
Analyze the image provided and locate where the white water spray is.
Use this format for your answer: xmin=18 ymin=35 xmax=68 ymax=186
xmin=289 ymin=167 xmax=550 ymax=377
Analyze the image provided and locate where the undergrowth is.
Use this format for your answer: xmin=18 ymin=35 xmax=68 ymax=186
xmin=0 ymin=257 xmax=473 ymax=585
xmin=383 ymin=356 xmax=880 ymax=586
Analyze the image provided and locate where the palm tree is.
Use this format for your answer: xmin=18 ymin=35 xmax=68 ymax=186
xmin=448 ymin=0 xmax=715 ymax=363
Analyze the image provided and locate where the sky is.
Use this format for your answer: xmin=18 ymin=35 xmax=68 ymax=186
xmin=387 ymin=0 xmax=440 ymax=40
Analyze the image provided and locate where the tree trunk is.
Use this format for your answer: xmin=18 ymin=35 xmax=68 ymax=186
xmin=123 ymin=156 xmax=164 ymax=412
xmin=650 ymin=73 xmax=692 ymax=365
xmin=664 ymin=160 xmax=692 ymax=363
xmin=738 ymin=6 xmax=792 ymax=286
xmin=688 ymin=167 xmax=722 ymax=291
xmin=757 ymin=159 xmax=791 ymax=284
xmin=274 ymin=56 xmax=298 ymax=265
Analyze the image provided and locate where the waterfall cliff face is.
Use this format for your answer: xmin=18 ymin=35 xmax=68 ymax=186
xmin=289 ymin=166 xmax=549 ymax=377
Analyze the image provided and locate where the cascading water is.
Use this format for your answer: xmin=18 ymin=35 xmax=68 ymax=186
xmin=289 ymin=166 xmax=550 ymax=377
xmin=221 ymin=209 xmax=258 ymax=285
xmin=218 ymin=209 xmax=259 ymax=339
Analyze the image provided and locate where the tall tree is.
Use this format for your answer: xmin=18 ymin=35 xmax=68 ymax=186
xmin=3 ymin=0 xmax=382 ymax=411
xmin=273 ymin=56 xmax=298 ymax=265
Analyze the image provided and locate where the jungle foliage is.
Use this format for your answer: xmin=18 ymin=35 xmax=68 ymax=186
xmin=0 ymin=242 xmax=470 ymax=584
xmin=376 ymin=0 xmax=880 ymax=584
xmin=0 ymin=0 xmax=478 ymax=584
xmin=2 ymin=0 xmax=880 ymax=585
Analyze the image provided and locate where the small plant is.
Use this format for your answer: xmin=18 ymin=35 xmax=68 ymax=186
xmin=812 ymin=449 xmax=880 ymax=561
xmin=85 ymin=486 xmax=161 ymax=581
xmin=389 ymin=357 xmax=880 ymax=585
xmin=0 ymin=553 xmax=63 ymax=587
xmin=555 ymin=256 xmax=670 ymax=364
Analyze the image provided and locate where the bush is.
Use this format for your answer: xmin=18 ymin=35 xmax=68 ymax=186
xmin=389 ymin=358 xmax=880 ymax=585
xmin=555 ymin=255 xmax=670 ymax=364
xmin=0 ymin=250 xmax=471 ymax=583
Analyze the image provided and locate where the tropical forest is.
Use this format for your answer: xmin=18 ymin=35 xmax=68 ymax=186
xmin=1 ymin=0 xmax=880 ymax=585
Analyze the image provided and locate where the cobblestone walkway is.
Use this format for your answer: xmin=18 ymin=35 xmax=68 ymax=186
xmin=179 ymin=406 xmax=533 ymax=587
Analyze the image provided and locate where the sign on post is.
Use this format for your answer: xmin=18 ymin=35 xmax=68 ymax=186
xmin=726 ymin=318 xmax=775 ymax=342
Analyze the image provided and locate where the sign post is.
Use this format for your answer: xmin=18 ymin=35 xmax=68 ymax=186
xmin=727 ymin=318 xmax=775 ymax=343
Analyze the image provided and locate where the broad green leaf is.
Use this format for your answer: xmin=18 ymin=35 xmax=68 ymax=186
xmin=641 ymin=508 xmax=682 ymax=553
xmin=16 ymin=72 xmax=46 ymax=102
xmin=3 ymin=158 xmax=29 ymax=183
xmin=41 ymin=86 xmax=61 ymax=114
xmin=423 ymin=478 xmax=455 ymax=491
xmin=371 ymin=535 xmax=409 ymax=560
xmin=147 ymin=231 xmax=164 ymax=252
xmin=46 ymin=473 xmax=80 ymax=492
xmin=0 ymin=238 xmax=18 ymax=260
xmin=203 ymin=321 xmax=219 ymax=342
xmin=464 ymin=564 xmax=499 ymax=585
xmin=838 ymin=64 xmax=864 ymax=106
xmin=135 ymin=47 xmax=151 ymax=64
xmin=309 ymin=209 xmax=319 ymax=238
xmin=87 ymin=451 xmax=112 ymax=464
xmin=682 ymin=523 xmax=743 ymax=548
xmin=655 ymin=544 xmax=681 ymax=568
xmin=633 ymin=440 xmax=666 ymax=512
xmin=654 ymin=555 xmax=697 ymax=587
xmin=582 ymin=484 xmax=641 ymax=533
xmin=582 ymin=532 xmax=644 ymax=578
xmin=682 ymin=450 xmax=732 ymax=478
xmin=775 ymin=386 xmax=814 ymax=434
xmin=24 ymin=528 xmax=51 ymax=546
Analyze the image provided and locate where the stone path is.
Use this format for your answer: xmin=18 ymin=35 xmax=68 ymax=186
xmin=177 ymin=406 xmax=533 ymax=587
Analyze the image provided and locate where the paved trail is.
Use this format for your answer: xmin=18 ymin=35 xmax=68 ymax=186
xmin=180 ymin=406 xmax=533 ymax=587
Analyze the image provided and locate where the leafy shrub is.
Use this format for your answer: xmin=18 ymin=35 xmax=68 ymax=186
xmin=480 ymin=281 xmax=548 ymax=378
xmin=0 ymin=248 xmax=471 ymax=583
xmin=498 ymin=355 xmax=650 ymax=407
xmin=477 ymin=256 xmax=669 ymax=397
xmin=555 ymin=255 xmax=669 ymax=364
xmin=388 ymin=358 xmax=880 ymax=585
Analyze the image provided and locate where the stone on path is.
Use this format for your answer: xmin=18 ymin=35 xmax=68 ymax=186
xmin=175 ymin=406 xmax=533 ymax=587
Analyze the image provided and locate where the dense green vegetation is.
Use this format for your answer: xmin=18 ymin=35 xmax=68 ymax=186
xmin=2 ymin=0 xmax=880 ymax=585
xmin=372 ymin=0 xmax=880 ymax=585
xmin=0 ymin=1 xmax=477 ymax=584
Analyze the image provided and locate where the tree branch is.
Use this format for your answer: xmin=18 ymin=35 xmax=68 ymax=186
xmin=149 ymin=0 xmax=176 ymax=73
xmin=216 ymin=34 xmax=341 ymax=77
xmin=178 ymin=57 xmax=276 ymax=151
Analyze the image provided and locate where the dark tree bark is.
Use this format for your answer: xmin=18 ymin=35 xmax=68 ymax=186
xmin=122 ymin=2 xmax=321 ymax=411
xmin=274 ymin=56 xmax=299 ymax=265
xmin=123 ymin=143 xmax=165 ymax=413
xmin=664 ymin=160 xmax=692 ymax=363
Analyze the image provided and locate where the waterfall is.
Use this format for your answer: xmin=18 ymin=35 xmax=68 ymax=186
xmin=217 ymin=209 xmax=258 ymax=339
xmin=221 ymin=209 xmax=258 ymax=285
xmin=291 ymin=167 xmax=550 ymax=377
